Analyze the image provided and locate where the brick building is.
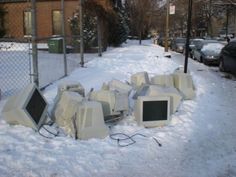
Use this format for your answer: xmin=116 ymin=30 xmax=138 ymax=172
xmin=0 ymin=0 xmax=78 ymax=39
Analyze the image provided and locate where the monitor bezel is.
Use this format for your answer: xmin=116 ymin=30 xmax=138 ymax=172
xmin=136 ymin=96 xmax=170 ymax=127
xmin=23 ymin=85 xmax=48 ymax=130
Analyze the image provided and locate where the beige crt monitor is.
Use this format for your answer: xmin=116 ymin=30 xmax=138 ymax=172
xmin=50 ymin=82 xmax=85 ymax=121
xmin=57 ymin=82 xmax=85 ymax=97
xmin=173 ymin=73 xmax=195 ymax=100
xmin=54 ymin=91 xmax=84 ymax=130
xmin=108 ymin=79 xmax=133 ymax=94
xmin=133 ymin=85 xmax=182 ymax=115
xmin=74 ymin=101 xmax=109 ymax=140
xmin=131 ymin=71 xmax=150 ymax=88
xmin=89 ymin=90 xmax=129 ymax=117
xmin=134 ymin=96 xmax=170 ymax=127
xmin=145 ymin=85 xmax=182 ymax=114
xmin=150 ymin=74 xmax=174 ymax=88
xmin=2 ymin=84 xmax=48 ymax=130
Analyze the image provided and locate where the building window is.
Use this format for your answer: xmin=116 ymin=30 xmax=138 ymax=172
xmin=23 ymin=10 xmax=32 ymax=36
xmin=52 ymin=10 xmax=62 ymax=35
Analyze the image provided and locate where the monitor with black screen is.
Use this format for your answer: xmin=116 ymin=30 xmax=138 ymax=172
xmin=2 ymin=84 xmax=48 ymax=130
xmin=134 ymin=96 xmax=170 ymax=127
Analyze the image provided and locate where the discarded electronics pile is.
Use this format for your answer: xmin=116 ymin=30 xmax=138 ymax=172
xmin=2 ymin=68 xmax=195 ymax=140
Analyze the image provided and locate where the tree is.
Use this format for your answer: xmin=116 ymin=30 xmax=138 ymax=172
xmin=108 ymin=0 xmax=129 ymax=46
xmin=68 ymin=8 xmax=97 ymax=51
xmin=169 ymin=0 xmax=188 ymax=37
xmin=126 ymin=0 xmax=159 ymax=44
xmin=84 ymin=0 xmax=129 ymax=48
xmin=191 ymin=0 xmax=235 ymax=37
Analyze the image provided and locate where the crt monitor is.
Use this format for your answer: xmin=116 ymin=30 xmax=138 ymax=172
xmin=75 ymin=101 xmax=109 ymax=140
xmin=173 ymin=73 xmax=195 ymax=100
xmin=134 ymin=96 xmax=170 ymax=127
xmin=89 ymin=90 xmax=129 ymax=118
xmin=150 ymin=74 xmax=174 ymax=88
xmin=131 ymin=71 xmax=150 ymax=88
xmin=2 ymin=84 xmax=48 ymax=130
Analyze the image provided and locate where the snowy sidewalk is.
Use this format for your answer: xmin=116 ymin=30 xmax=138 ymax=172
xmin=0 ymin=40 xmax=236 ymax=177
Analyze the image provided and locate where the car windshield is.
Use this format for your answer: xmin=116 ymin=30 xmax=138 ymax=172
xmin=201 ymin=43 xmax=224 ymax=55
xmin=192 ymin=39 xmax=203 ymax=46
xmin=176 ymin=38 xmax=186 ymax=43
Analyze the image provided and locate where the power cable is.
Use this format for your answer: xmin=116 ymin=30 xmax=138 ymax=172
xmin=110 ymin=132 xmax=162 ymax=147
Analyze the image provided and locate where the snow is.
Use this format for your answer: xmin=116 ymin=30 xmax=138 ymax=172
xmin=1 ymin=40 xmax=236 ymax=177
xmin=201 ymin=43 xmax=224 ymax=54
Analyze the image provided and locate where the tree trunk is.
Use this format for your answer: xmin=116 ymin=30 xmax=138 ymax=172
xmin=139 ymin=31 xmax=142 ymax=45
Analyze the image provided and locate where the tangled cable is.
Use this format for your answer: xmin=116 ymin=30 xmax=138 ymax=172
xmin=110 ymin=133 xmax=162 ymax=147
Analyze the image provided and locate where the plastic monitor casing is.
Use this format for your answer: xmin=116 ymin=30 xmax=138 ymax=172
xmin=145 ymin=85 xmax=182 ymax=114
xmin=89 ymin=90 xmax=129 ymax=117
xmin=54 ymin=91 xmax=83 ymax=129
xmin=173 ymin=73 xmax=195 ymax=100
xmin=151 ymin=74 xmax=174 ymax=88
xmin=58 ymin=82 xmax=85 ymax=97
xmin=134 ymin=96 xmax=170 ymax=128
xmin=131 ymin=71 xmax=150 ymax=88
xmin=133 ymin=85 xmax=182 ymax=114
xmin=2 ymin=84 xmax=48 ymax=130
xmin=108 ymin=79 xmax=133 ymax=94
xmin=75 ymin=101 xmax=109 ymax=140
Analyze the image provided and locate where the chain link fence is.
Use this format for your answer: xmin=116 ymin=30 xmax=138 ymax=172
xmin=0 ymin=1 xmax=32 ymax=99
xmin=0 ymin=0 xmax=84 ymax=99
xmin=0 ymin=0 xmax=102 ymax=100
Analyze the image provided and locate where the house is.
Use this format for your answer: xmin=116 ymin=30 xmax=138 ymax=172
xmin=0 ymin=0 xmax=78 ymax=39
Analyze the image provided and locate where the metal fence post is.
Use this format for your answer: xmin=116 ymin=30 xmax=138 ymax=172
xmin=61 ymin=0 xmax=68 ymax=76
xmin=165 ymin=0 xmax=170 ymax=52
xmin=97 ymin=15 xmax=102 ymax=57
xmin=31 ymin=0 xmax=39 ymax=86
xmin=80 ymin=0 xmax=84 ymax=67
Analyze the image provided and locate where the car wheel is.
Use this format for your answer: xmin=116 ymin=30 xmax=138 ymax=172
xmin=203 ymin=58 xmax=208 ymax=65
xmin=190 ymin=53 xmax=193 ymax=59
xmin=219 ymin=58 xmax=225 ymax=72
xmin=200 ymin=57 xmax=203 ymax=63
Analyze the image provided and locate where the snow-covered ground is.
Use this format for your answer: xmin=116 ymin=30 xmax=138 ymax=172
xmin=0 ymin=40 xmax=236 ymax=177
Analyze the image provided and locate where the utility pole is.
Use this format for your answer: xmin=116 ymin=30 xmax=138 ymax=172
xmin=80 ymin=0 xmax=84 ymax=67
xmin=165 ymin=0 xmax=170 ymax=52
xmin=31 ymin=0 xmax=39 ymax=86
xmin=226 ymin=4 xmax=229 ymax=37
xmin=184 ymin=0 xmax=193 ymax=73
xmin=97 ymin=15 xmax=102 ymax=57
xmin=61 ymin=0 xmax=67 ymax=76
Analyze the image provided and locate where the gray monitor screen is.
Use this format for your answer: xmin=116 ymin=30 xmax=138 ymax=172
xmin=143 ymin=101 xmax=168 ymax=121
xmin=25 ymin=89 xmax=47 ymax=124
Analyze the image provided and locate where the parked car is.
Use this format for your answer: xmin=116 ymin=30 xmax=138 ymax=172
xmin=171 ymin=37 xmax=186 ymax=53
xmin=188 ymin=38 xmax=204 ymax=58
xmin=192 ymin=40 xmax=221 ymax=64
xmin=219 ymin=40 xmax=236 ymax=75
xmin=200 ymin=43 xmax=224 ymax=65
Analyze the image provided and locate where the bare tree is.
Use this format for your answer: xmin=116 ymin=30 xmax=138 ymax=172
xmin=127 ymin=0 xmax=159 ymax=44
